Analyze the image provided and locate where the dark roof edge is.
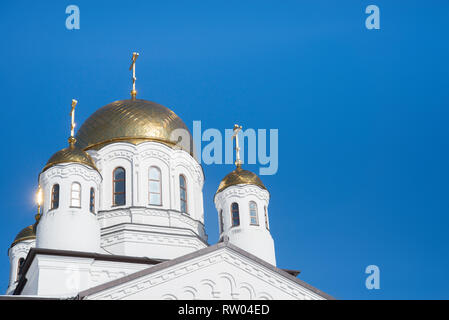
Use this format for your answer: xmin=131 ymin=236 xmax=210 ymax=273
xmin=0 ymin=295 xmax=63 ymax=300
xmin=77 ymin=241 xmax=335 ymax=300
xmin=13 ymin=248 xmax=164 ymax=295
xmin=281 ymin=268 xmax=301 ymax=277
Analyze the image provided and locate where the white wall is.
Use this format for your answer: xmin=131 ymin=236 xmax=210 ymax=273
xmin=20 ymin=254 xmax=152 ymax=297
xmin=87 ymin=142 xmax=206 ymax=247
xmin=6 ymin=239 xmax=35 ymax=294
xmin=100 ymin=223 xmax=207 ymax=260
xmin=36 ymin=163 xmax=102 ymax=253
xmin=215 ymin=185 xmax=276 ymax=266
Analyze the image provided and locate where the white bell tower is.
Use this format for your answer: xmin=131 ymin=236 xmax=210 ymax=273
xmin=36 ymin=100 xmax=102 ymax=253
xmin=214 ymin=124 xmax=276 ymax=266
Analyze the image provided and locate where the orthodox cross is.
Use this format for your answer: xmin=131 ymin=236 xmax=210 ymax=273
xmin=129 ymin=52 xmax=139 ymax=99
xmin=70 ymin=99 xmax=78 ymax=137
xmin=69 ymin=99 xmax=78 ymax=146
xmin=232 ymin=124 xmax=243 ymax=167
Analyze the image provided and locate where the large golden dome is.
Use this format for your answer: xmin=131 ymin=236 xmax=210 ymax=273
xmin=11 ymin=225 xmax=36 ymax=247
xmin=216 ymin=166 xmax=267 ymax=194
xmin=75 ymin=99 xmax=194 ymax=156
xmin=43 ymin=144 xmax=97 ymax=172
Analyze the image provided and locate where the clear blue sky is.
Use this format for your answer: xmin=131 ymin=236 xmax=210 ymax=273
xmin=0 ymin=1 xmax=448 ymax=299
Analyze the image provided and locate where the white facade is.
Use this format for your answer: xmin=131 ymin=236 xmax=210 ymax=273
xmin=36 ymin=162 xmax=102 ymax=253
xmin=89 ymin=141 xmax=207 ymax=260
xmin=214 ymin=184 xmax=276 ymax=266
xmin=20 ymin=252 xmax=153 ymax=297
xmin=6 ymin=239 xmax=35 ymax=295
xmin=3 ymin=98 xmax=333 ymax=300
xmin=79 ymin=243 xmax=330 ymax=300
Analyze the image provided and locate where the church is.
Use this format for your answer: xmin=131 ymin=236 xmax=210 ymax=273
xmin=4 ymin=54 xmax=333 ymax=300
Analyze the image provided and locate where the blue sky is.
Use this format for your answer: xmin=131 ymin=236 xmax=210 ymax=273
xmin=0 ymin=1 xmax=448 ymax=299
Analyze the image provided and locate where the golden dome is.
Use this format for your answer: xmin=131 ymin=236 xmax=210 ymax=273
xmin=216 ymin=166 xmax=267 ymax=194
xmin=12 ymin=225 xmax=36 ymax=247
xmin=75 ymin=99 xmax=194 ymax=156
xmin=42 ymin=144 xmax=97 ymax=172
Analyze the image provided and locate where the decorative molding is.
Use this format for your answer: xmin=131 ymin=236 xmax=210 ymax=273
xmin=97 ymin=209 xmax=132 ymax=220
xmin=40 ymin=164 xmax=102 ymax=185
xmin=97 ymin=208 xmax=206 ymax=237
xmin=86 ymin=248 xmax=324 ymax=300
xmin=90 ymin=269 xmax=129 ymax=285
xmin=103 ymin=150 xmax=134 ymax=162
xmin=140 ymin=150 xmax=171 ymax=166
xmin=9 ymin=241 xmax=35 ymax=259
xmin=214 ymin=185 xmax=269 ymax=205
xmin=100 ymin=229 xmax=206 ymax=250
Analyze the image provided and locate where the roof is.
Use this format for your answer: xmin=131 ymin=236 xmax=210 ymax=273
xmin=75 ymin=99 xmax=195 ymax=158
xmin=76 ymin=241 xmax=335 ymax=300
xmin=216 ymin=166 xmax=267 ymax=195
xmin=42 ymin=144 xmax=97 ymax=172
xmin=11 ymin=225 xmax=36 ymax=247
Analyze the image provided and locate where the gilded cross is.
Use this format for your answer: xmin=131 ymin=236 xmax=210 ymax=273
xmin=129 ymin=52 xmax=139 ymax=99
xmin=70 ymin=99 xmax=78 ymax=138
xmin=232 ymin=124 xmax=243 ymax=167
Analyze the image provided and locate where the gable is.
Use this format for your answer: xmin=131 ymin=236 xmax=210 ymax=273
xmin=80 ymin=244 xmax=331 ymax=300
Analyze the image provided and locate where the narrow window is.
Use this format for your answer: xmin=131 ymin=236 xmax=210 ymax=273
xmin=179 ymin=175 xmax=188 ymax=214
xmin=89 ymin=188 xmax=95 ymax=214
xmin=113 ymin=167 xmax=126 ymax=206
xmin=17 ymin=258 xmax=25 ymax=279
xmin=149 ymin=167 xmax=162 ymax=205
xmin=71 ymin=182 xmax=81 ymax=207
xmin=219 ymin=209 xmax=224 ymax=234
xmin=51 ymin=184 xmax=59 ymax=209
xmin=231 ymin=202 xmax=240 ymax=227
xmin=264 ymin=206 xmax=270 ymax=230
xmin=249 ymin=201 xmax=259 ymax=225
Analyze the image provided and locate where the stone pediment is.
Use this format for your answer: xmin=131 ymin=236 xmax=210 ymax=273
xmin=78 ymin=241 xmax=333 ymax=300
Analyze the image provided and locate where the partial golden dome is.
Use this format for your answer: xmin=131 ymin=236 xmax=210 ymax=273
xmin=75 ymin=99 xmax=194 ymax=156
xmin=216 ymin=166 xmax=267 ymax=194
xmin=12 ymin=225 xmax=36 ymax=247
xmin=42 ymin=145 xmax=97 ymax=172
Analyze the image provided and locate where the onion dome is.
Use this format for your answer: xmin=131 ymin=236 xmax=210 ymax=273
xmin=11 ymin=225 xmax=36 ymax=247
xmin=216 ymin=166 xmax=267 ymax=194
xmin=42 ymin=144 xmax=97 ymax=172
xmin=75 ymin=99 xmax=194 ymax=157
xmin=42 ymin=137 xmax=98 ymax=172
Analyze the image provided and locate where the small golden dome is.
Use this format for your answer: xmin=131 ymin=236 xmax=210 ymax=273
xmin=11 ymin=225 xmax=36 ymax=247
xmin=216 ymin=166 xmax=267 ymax=194
xmin=75 ymin=99 xmax=194 ymax=156
xmin=42 ymin=144 xmax=97 ymax=172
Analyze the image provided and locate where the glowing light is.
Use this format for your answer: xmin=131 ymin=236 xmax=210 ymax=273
xmin=36 ymin=186 xmax=43 ymax=207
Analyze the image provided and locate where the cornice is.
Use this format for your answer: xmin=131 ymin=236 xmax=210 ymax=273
xmin=214 ymin=184 xmax=270 ymax=205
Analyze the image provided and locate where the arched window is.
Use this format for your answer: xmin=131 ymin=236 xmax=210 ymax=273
xmin=71 ymin=182 xmax=81 ymax=207
xmin=17 ymin=257 xmax=25 ymax=279
xmin=89 ymin=188 xmax=95 ymax=214
xmin=51 ymin=184 xmax=60 ymax=209
xmin=231 ymin=202 xmax=240 ymax=227
xmin=113 ymin=167 xmax=126 ymax=206
xmin=149 ymin=167 xmax=162 ymax=205
xmin=249 ymin=201 xmax=259 ymax=225
xmin=264 ymin=206 xmax=269 ymax=230
xmin=179 ymin=175 xmax=188 ymax=214
xmin=219 ymin=209 xmax=224 ymax=234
